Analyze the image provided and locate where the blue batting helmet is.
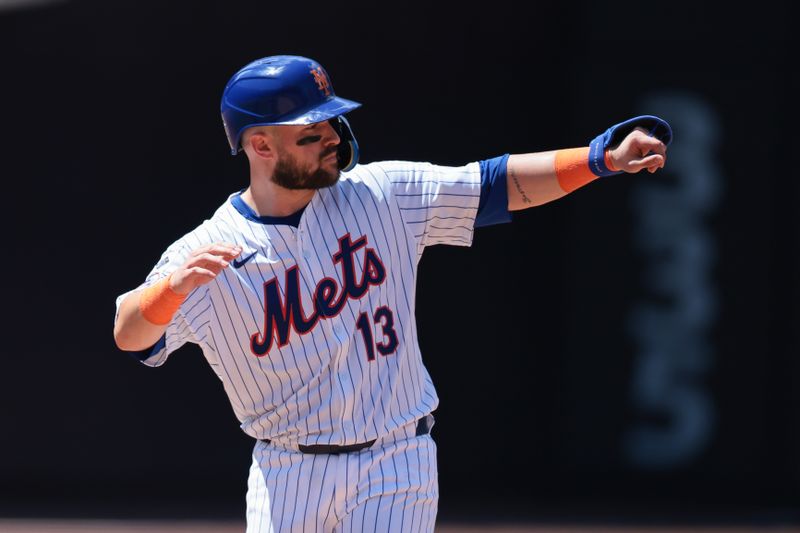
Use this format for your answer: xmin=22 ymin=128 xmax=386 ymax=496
xmin=221 ymin=55 xmax=361 ymax=171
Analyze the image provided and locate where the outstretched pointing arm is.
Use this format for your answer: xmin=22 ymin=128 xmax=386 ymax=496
xmin=506 ymin=116 xmax=672 ymax=211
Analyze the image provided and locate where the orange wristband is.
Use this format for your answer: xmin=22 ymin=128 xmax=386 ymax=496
xmin=555 ymin=147 xmax=617 ymax=193
xmin=139 ymin=274 xmax=187 ymax=325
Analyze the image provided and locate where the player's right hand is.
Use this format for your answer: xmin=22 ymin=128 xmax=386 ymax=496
xmin=169 ymin=243 xmax=242 ymax=295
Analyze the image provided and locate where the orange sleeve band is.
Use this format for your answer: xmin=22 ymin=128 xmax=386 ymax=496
xmin=555 ymin=147 xmax=617 ymax=193
xmin=138 ymin=274 xmax=187 ymax=326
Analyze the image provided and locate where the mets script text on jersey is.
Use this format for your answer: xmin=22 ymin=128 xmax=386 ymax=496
xmin=250 ymin=233 xmax=388 ymax=357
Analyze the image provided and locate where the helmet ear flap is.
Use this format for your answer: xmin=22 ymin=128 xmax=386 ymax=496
xmin=330 ymin=116 xmax=359 ymax=172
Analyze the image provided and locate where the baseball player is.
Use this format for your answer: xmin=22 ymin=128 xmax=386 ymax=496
xmin=113 ymin=55 xmax=671 ymax=532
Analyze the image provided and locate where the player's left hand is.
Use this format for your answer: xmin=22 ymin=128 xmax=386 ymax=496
xmin=608 ymin=127 xmax=667 ymax=174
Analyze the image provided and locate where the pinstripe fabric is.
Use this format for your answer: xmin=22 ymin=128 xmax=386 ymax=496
xmin=115 ymin=160 xmax=480 ymax=529
xmin=246 ymin=419 xmax=438 ymax=533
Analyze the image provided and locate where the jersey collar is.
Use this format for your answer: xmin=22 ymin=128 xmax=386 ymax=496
xmin=230 ymin=191 xmax=306 ymax=227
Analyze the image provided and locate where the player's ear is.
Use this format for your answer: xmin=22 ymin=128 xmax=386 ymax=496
xmin=243 ymin=127 xmax=275 ymax=161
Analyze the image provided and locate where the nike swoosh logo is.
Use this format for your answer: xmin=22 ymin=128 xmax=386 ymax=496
xmin=232 ymin=251 xmax=257 ymax=269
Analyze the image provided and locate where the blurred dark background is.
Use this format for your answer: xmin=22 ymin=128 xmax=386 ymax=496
xmin=0 ymin=0 xmax=797 ymax=527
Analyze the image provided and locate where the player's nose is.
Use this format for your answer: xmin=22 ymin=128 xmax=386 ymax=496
xmin=322 ymin=119 xmax=341 ymax=146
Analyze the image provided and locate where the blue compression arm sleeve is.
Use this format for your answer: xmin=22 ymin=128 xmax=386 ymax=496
xmin=476 ymin=154 xmax=512 ymax=228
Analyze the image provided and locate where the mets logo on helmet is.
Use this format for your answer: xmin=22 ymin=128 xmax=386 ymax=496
xmin=310 ymin=66 xmax=331 ymax=96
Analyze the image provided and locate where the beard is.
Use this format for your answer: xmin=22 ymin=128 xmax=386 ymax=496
xmin=271 ymin=147 xmax=340 ymax=190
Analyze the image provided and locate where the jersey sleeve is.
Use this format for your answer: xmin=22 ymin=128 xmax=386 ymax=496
xmin=114 ymin=240 xmax=212 ymax=367
xmin=370 ymin=160 xmax=483 ymax=249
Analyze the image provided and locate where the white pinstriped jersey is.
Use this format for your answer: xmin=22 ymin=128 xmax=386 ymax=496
xmin=116 ymin=160 xmax=481 ymax=445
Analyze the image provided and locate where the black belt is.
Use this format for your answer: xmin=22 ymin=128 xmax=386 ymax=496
xmin=261 ymin=415 xmax=433 ymax=455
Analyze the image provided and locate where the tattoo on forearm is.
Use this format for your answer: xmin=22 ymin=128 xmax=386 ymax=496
xmin=510 ymin=166 xmax=532 ymax=204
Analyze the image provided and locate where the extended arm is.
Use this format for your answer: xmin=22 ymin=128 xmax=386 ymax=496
xmin=507 ymin=124 xmax=669 ymax=211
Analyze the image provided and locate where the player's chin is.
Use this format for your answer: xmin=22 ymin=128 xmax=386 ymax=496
xmin=320 ymin=169 xmax=341 ymax=188
xmin=306 ymin=166 xmax=340 ymax=190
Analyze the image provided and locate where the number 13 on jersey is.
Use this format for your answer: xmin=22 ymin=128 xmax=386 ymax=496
xmin=356 ymin=306 xmax=398 ymax=361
